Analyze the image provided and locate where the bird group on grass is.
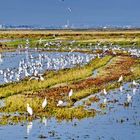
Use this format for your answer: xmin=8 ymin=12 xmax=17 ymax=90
xmin=27 ymin=89 xmax=73 ymax=116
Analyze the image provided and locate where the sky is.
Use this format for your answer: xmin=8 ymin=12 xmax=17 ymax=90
xmin=0 ymin=0 xmax=140 ymax=27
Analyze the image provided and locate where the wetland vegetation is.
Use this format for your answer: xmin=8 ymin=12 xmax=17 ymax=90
xmin=0 ymin=30 xmax=140 ymax=139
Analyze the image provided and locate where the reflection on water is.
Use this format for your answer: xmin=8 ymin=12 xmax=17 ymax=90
xmin=27 ymin=122 xmax=33 ymax=135
xmin=0 ymin=81 xmax=140 ymax=140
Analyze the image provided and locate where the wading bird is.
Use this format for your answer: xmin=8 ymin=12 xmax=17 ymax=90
xmin=103 ymin=98 xmax=107 ymax=104
xmin=120 ymin=86 xmax=123 ymax=92
xmin=68 ymin=89 xmax=73 ymax=98
xmin=27 ymin=103 xmax=33 ymax=116
xmin=118 ymin=75 xmax=123 ymax=82
xmin=42 ymin=98 xmax=47 ymax=109
xmin=133 ymin=80 xmax=139 ymax=86
xmin=127 ymin=94 xmax=132 ymax=103
xmin=133 ymin=88 xmax=136 ymax=95
xmin=103 ymin=89 xmax=107 ymax=95
xmin=57 ymin=100 xmax=63 ymax=106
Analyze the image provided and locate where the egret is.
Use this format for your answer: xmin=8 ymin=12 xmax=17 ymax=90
xmin=29 ymin=76 xmax=39 ymax=81
xmin=133 ymin=80 xmax=138 ymax=86
xmin=57 ymin=100 xmax=63 ymax=106
xmin=39 ymin=75 xmax=44 ymax=81
xmin=127 ymin=94 xmax=132 ymax=103
xmin=97 ymin=54 xmax=100 ymax=58
xmin=133 ymin=88 xmax=136 ymax=95
xmin=120 ymin=86 xmax=123 ymax=92
xmin=0 ymin=70 xmax=3 ymax=75
xmin=27 ymin=103 xmax=33 ymax=116
xmin=118 ymin=75 xmax=123 ymax=82
xmin=68 ymin=89 xmax=73 ymax=98
xmin=42 ymin=98 xmax=47 ymax=109
xmin=103 ymin=89 xmax=107 ymax=95
xmin=103 ymin=98 xmax=107 ymax=104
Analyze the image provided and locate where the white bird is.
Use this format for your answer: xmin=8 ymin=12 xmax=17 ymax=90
xmin=57 ymin=100 xmax=63 ymax=106
xmin=0 ymin=70 xmax=3 ymax=75
xmin=39 ymin=75 xmax=44 ymax=81
xmin=27 ymin=103 xmax=33 ymax=116
xmin=103 ymin=89 xmax=107 ymax=95
xmin=133 ymin=88 xmax=136 ymax=95
xmin=68 ymin=7 xmax=72 ymax=12
xmin=0 ymin=53 xmax=3 ymax=63
xmin=68 ymin=89 xmax=73 ymax=98
xmin=42 ymin=98 xmax=47 ymax=109
xmin=103 ymin=98 xmax=107 ymax=104
xmin=127 ymin=94 xmax=132 ymax=103
xmin=29 ymin=76 xmax=39 ymax=81
xmin=118 ymin=75 xmax=123 ymax=82
xmin=97 ymin=54 xmax=100 ymax=58
xmin=120 ymin=86 xmax=123 ymax=92
xmin=133 ymin=80 xmax=139 ymax=86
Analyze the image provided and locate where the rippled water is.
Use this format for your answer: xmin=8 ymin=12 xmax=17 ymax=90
xmin=0 ymin=82 xmax=139 ymax=140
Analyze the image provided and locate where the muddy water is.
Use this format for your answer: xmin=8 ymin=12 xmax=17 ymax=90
xmin=0 ymin=81 xmax=140 ymax=140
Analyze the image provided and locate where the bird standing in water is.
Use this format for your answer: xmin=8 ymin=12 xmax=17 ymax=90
xmin=133 ymin=80 xmax=139 ymax=86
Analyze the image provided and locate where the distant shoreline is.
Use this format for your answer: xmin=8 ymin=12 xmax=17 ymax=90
xmin=1 ymin=28 xmax=140 ymax=32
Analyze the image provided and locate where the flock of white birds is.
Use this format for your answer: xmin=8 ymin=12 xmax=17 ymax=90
xmin=27 ymin=75 xmax=139 ymax=116
xmin=0 ymin=39 xmax=140 ymax=116
xmin=103 ymin=76 xmax=139 ymax=105
xmin=0 ymin=40 xmax=95 ymax=84
xmin=27 ymin=88 xmax=74 ymax=116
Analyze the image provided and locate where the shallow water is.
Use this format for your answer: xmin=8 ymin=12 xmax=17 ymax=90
xmin=0 ymin=81 xmax=140 ymax=140
xmin=0 ymin=50 xmax=94 ymax=84
xmin=0 ymin=39 xmax=16 ymax=43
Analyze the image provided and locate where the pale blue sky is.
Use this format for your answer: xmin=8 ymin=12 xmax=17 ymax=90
xmin=0 ymin=0 xmax=140 ymax=27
